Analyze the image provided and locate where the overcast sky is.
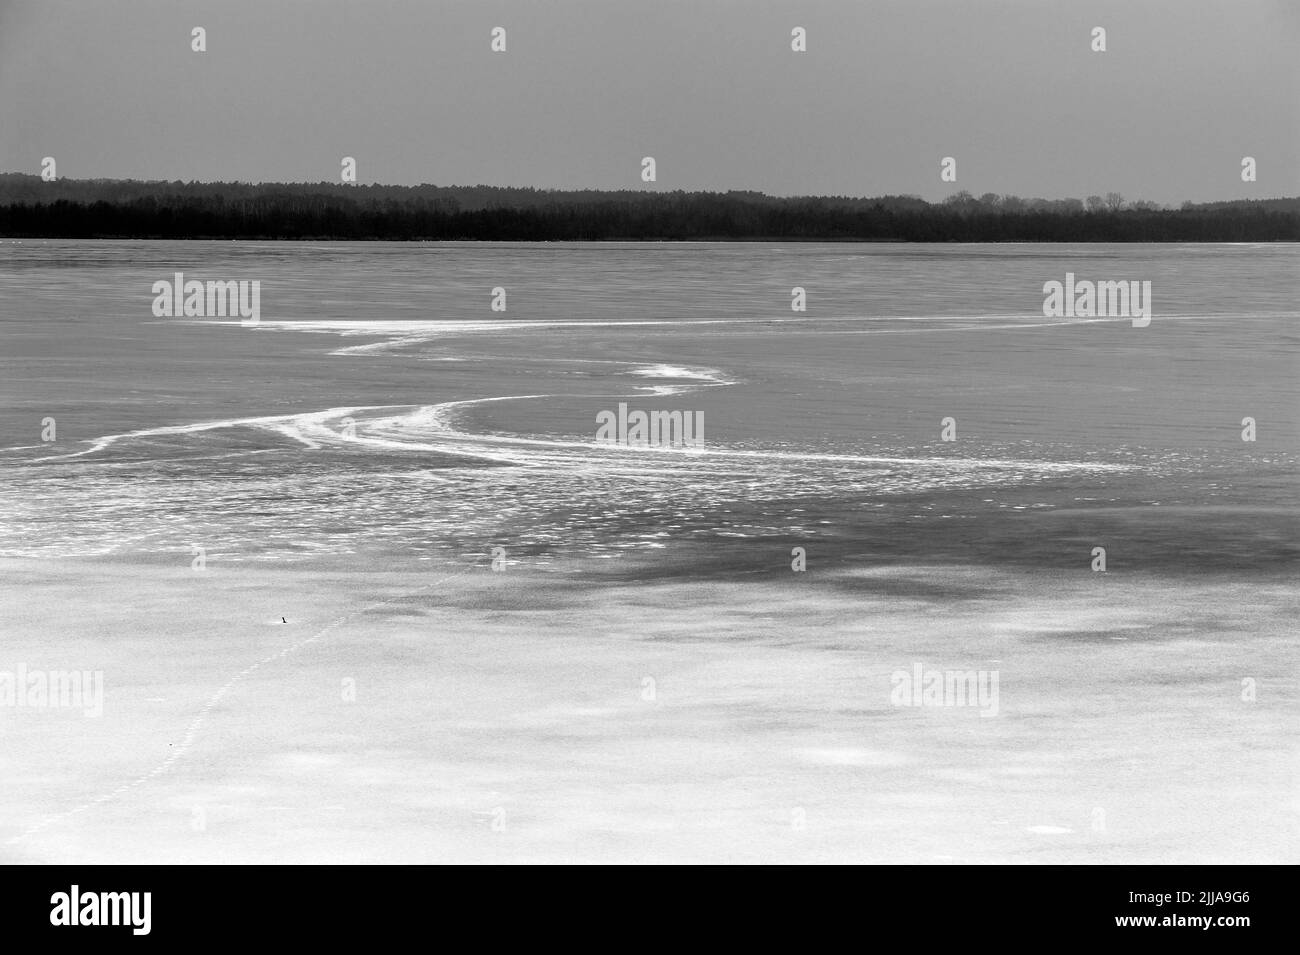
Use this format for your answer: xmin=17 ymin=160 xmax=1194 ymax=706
xmin=1 ymin=0 xmax=1296 ymax=202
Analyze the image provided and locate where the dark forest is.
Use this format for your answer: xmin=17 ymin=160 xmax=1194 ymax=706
xmin=2 ymin=175 xmax=1295 ymax=241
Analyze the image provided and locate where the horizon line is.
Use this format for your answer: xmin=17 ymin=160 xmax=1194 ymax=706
xmin=3 ymin=174 xmax=1297 ymax=208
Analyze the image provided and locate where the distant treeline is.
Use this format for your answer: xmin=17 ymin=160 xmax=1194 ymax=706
xmin=1 ymin=175 xmax=1296 ymax=241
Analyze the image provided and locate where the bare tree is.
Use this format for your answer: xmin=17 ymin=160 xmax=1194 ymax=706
xmin=1105 ymin=191 xmax=1125 ymax=211
xmin=1085 ymin=195 xmax=1105 ymax=212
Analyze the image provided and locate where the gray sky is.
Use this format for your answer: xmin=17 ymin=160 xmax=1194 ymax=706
xmin=1 ymin=0 xmax=1296 ymax=202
